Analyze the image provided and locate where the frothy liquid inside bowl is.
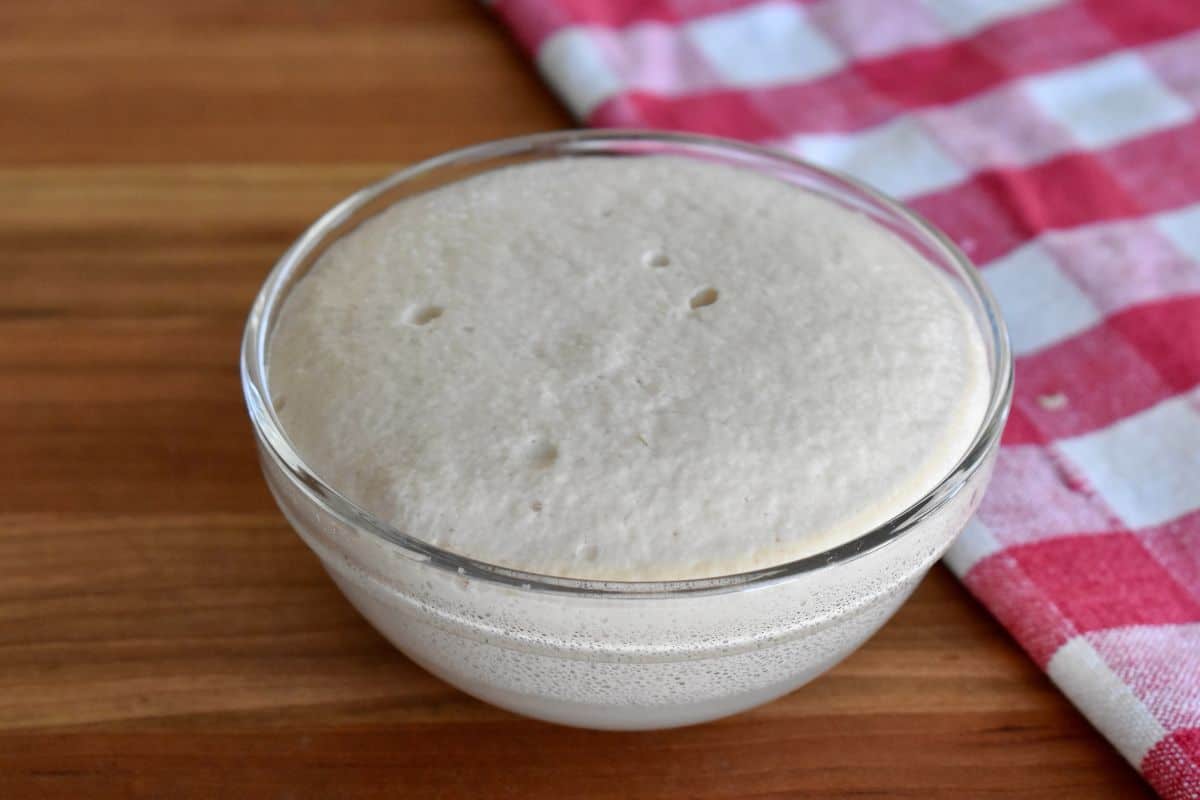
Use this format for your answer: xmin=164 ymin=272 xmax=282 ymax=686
xmin=268 ymin=156 xmax=989 ymax=581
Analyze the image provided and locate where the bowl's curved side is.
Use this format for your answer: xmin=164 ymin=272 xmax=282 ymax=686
xmin=253 ymin=430 xmax=999 ymax=728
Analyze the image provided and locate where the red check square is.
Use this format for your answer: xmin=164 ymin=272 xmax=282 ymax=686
xmin=1142 ymin=728 xmax=1200 ymax=799
xmin=1013 ymin=319 xmax=1181 ymax=440
xmin=1010 ymin=533 xmax=1200 ymax=633
xmin=964 ymin=550 xmax=1080 ymax=667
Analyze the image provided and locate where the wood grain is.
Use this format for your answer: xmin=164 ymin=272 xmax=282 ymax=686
xmin=0 ymin=2 xmax=1153 ymax=797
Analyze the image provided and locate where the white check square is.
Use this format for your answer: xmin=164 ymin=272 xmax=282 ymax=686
xmin=1047 ymin=636 xmax=1167 ymax=765
xmin=945 ymin=518 xmax=1003 ymax=576
xmin=790 ymin=117 xmax=968 ymax=198
xmin=982 ymin=241 xmax=1101 ymax=356
xmin=1025 ymin=51 xmax=1192 ymax=149
xmin=809 ymin=0 xmax=945 ymax=60
xmin=538 ymin=28 xmax=623 ymax=118
xmin=1156 ymin=203 xmax=1200 ymax=263
xmin=1058 ymin=392 xmax=1200 ymax=529
xmin=922 ymin=0 xmax=1063 ymax=37
xmin=686 ymin=2 xmax=843 ymax=88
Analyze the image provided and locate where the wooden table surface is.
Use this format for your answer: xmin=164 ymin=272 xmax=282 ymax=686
xmin=0 ymin=2 xmax=1154 ymax=797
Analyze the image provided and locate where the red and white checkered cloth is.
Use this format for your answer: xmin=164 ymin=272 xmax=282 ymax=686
xmin=491 ymin=0 xmax=1200 ymax=794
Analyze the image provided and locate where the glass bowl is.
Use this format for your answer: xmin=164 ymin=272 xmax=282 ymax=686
xmin=241 ymin=130 xmax=1013 ymax=730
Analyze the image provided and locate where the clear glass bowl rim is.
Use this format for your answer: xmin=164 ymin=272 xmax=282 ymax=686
xmin=241 ymin=129 xmax=1014 ymax=599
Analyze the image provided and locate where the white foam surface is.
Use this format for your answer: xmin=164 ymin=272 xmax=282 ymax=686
xmin=270 ymin=157 xmax=989 ymax=579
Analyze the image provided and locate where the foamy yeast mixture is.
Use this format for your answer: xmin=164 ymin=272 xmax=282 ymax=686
xmin=269 ymin=157 xmax=989 ymax=581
